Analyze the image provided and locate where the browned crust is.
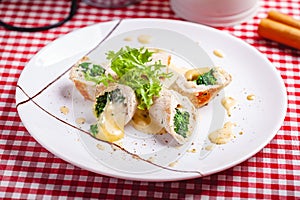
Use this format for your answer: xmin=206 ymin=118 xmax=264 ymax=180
xmin=73 ymin=79 xmax=95 ymax=101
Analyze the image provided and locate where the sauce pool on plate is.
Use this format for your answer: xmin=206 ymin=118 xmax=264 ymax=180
xmin=208 ymin=121 xmax=236 ymax=145
xmin=221 ymin=96 xmax=237 ymax=117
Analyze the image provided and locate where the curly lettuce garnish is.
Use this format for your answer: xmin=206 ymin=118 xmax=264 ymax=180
xmin=107 ymin=46 xmax=172 ymax=110
xmin=106 ymin=46 xmax=153 ymax=77
xmin=118 ymin=64 xmax=169 ymax=110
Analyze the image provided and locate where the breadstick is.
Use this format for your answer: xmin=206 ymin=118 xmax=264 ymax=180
xmin=258 ymin=18 xmax=300 ymax=50
xmin=267 ymin=10 xmax=300 ymax=30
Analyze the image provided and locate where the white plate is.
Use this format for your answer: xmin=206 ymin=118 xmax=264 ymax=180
xmin=16 ymin=19 xmax=287 ymax=181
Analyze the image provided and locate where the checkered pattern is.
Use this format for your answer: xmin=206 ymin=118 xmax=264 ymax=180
xmin=1 ymin=0 xmax=300 ymax=199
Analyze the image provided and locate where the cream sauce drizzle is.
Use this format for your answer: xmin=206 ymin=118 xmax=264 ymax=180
xmin=187 ymin=148 xmax=197 ymax=153
xmin=123 ymin=36 xmax=133 ymax=41
xmin=221 ymin=96 xmax=237 ymax=117
xmin=184 ymin=67 xmax=210 ymax=81
xmin=137 ymin=34 xmax=152 ymax=44
xmin=205 ymin=144 xmax=215 ymax=151
xmin=96 ymin=144 xmax=105 ymax=150
xmin=95 ymin=102 xmax=125 ymax=142
xmin=60 ymin=106 xmax=69 ymax=115
xmin=76 ymin=117 xmax=86 ymax=125
xmin=247 ymin=94 xmax=256 ymax=101
xmin=168 ymin=160 xmax=178 ymax=167
xmin=208 ymin=122 xmax=236 ymax=145
xmin=131 ymin=109 xmax=163 ymax=134
xmin=213 ymin=49 xmax=224 ymax=58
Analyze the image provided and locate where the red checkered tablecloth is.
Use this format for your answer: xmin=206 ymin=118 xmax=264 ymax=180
xmin=1 ymin=0 xmax=300 ymax=199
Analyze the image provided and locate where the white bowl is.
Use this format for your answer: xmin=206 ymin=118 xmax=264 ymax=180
xmin=170 ymin=0 xmax=259 ymax=27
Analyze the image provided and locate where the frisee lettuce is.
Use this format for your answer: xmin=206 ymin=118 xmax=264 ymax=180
xmin=107 ymin=46 xmax=172 ymax=110
xmin=106 ymin=46 xmax=153 ymax=77
xmin=119 ymin=64 xmax=169 ymax=110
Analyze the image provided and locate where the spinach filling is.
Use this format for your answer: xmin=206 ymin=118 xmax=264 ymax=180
xmin=79 ymin=62 xmax=114 ymax=86
xmin=173 ymin=108 xmax=190 ymax=138
xmin=94 ymin=88 xmax=125 ymax=118
xmin=91 ymin=88 xmax=125 ymax=135
xmin=196 ymin=69 xmax=217 ymax=85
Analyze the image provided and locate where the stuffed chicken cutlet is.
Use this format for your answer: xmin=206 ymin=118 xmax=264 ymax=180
xmin=90 ymin=83 xmax=137 ymax=142
xmin=170 ymin=67 xmax=232 ymax=108
xmin=148 ymin=88 xmax=197 ymax=144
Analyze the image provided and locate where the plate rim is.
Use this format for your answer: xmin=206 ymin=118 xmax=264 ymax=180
xmin=15 ymin=18 xmax=288 ymax=182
